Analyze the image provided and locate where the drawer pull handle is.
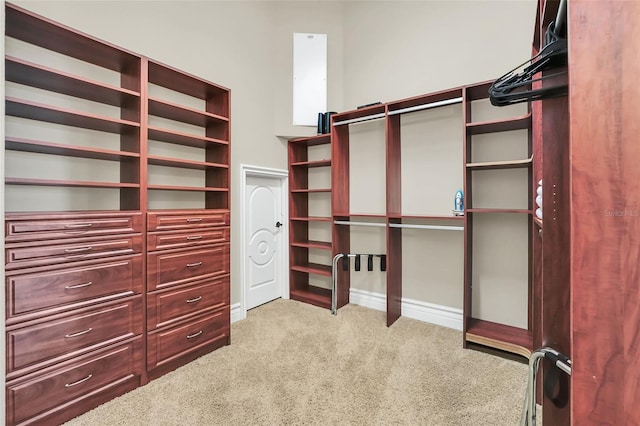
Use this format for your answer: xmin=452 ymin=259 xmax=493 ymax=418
xmin=186 ymin=218 xmax=202 ymax=222
xmin=65 ymin=328 xmax=93 ymax=338
xmin=186 ymin=262 xmax=203 ymax=268
xmin=65 ymin=374 xmax=93 ymax=388
xmin=186 ymin=296 xmax=203 ymax=304
xmin=64 ymin=246 xmax=93 ymax=254
xmin=186 ymin=330 xmax=203 ymax=339
xmin=64 ymin=281 xmax=93 ymax=290
xmin=64 ymin=223 xmax=93 ymax=229
xmin=186 ymin=235 xmax=202 ymax=240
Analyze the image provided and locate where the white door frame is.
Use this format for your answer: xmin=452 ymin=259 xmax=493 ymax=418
xmin=239 ymin=164 xmax=289 ymax=320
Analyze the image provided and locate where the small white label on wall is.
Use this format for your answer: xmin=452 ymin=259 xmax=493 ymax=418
xmin=293 ymin=33 xmax=327 ymax=126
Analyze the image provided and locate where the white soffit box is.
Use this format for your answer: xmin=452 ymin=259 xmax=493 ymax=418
xmin=293 ymin=33 xmax=327 ymax=126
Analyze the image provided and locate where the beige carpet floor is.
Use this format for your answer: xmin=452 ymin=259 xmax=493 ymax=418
xmin=65 ymin=299 xmax=527 ymax=425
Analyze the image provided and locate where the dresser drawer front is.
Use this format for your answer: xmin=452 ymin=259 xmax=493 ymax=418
xmin=7 ymin=256 xmax=143 ymax=321
xmin=147 ymin=244 xmax=230 ymax=290
xmin=8 ymin=340 xmax=141 ymax=425
xmin=7 ymin=299 xmax=142 ymax=374
xmin=147 ymin=227 xmax=230 ymax=251
xmin=5 ymin=212 xmax=143 ymax=243
xmin=148 ymin=278 xmax=229 ymax=330
xmin=148 ymin=210 xmax=229 ymax=231
xmin=147 ymin=307 xmax=230 ymax=370
xmin=6 ymin=235 xmax=143 ymax=270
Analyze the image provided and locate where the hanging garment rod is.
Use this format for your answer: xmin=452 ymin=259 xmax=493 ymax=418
xmin=387 ymin=97 xmax=463 ymax=116
xmin=332 ymin=112 xmax=386 ymax=127
xmin=334 ymin=220 xmax=386 ymax=228
xmin=389 ymin=223 xmax=464 ymax=231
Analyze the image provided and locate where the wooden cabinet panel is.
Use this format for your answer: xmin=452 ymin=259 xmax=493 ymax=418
xmin=5 ymin=212 xmax=143 ymax=243
xmin=6 ymin=255 xmax=143 ymax=322
xmin=7 ymin=339 xmax=141 ymax=425
xmin=147 ymin=227 xmax=229 ymax=251
xmin=147 ymin=306 xmax=230 ymax=371
xmin=147 ymin=277 xmax=229 ymax=330
xmin=147 ymin=243 xmax=230 ymax=290
xmin=6 ymin=235 xmax=143 ymax=270
xmin=147 ymin=210 xmax=229 ymax=231
xmin=7 ymin=298 xmax=142 ymax=375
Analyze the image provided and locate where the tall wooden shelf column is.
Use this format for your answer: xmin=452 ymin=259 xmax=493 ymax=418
xmin=3 ymin=3 xmax=231 ymax=424
xmin=288 ymin=134 xmax=333 ymax=308
xmin=462 ymin=81 xmax=534 ymax=358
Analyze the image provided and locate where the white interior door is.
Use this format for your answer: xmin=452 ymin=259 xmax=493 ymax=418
xmin=245 ymin=175 xmax=284 ymax=310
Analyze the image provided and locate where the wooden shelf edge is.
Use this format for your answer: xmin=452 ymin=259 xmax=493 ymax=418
xmin=290 ymin=287 xmax=331 ymax=309
xmin=147 ymin=155 xmax=228 ymax=170
xmin=290 ymin=216 xmax=331 ymax=222
xmin=466 ymin=113 xmax=532 ymax=135
xmin=466 ymin=156 xmax=533 ymax=169
xmin=147 ymin=185 xmax=229 ymax=192
xmin=289 ymin=134 xmax=331 ymax=146
xmin=148 ymin=126 xmax=229 ymax=146
xmin=291 ymin=241 xmax=332 ymax=250
xmin=5 ymin=136 xmax=140 ymax=161
xmin=465 ymin=319 xmax=533 ymax=358
xmin=291 ymin=263 xmax=332 ymax=276
xmin=5 ymin=177 xmax=139 ymax=189
xmin=148 ymin=97 xmax=229 ymax=124
xmin=389 ymin=214 xmax=465 ymax=221
xmin=291 ymin=160 xmax=331 ymax=168
xmin=466 ymin=332 xmax=532 ymax=359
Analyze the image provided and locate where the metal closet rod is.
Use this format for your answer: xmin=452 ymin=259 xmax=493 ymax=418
xmin=332 ymin=112 xmax=386 ymax=127
xmin=387 ymin=97 xmax=463 ymax=116
xmin=333 ymin=220 xmax=386 ymax=228
xmin=389 ymin=223 xmax=464 ymax=231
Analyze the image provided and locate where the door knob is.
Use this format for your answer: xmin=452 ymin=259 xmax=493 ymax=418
xmin=275 ymin=221 xmax=283 ymax=228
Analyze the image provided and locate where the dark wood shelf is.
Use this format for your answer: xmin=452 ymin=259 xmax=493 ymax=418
xmin=466 ymin=156 xmax=533 ymax=170
xmin=289 ymin=134 xmax=331 ymax=146
xmin=466 ymin=113 xmax=532 ymax=135
xmin=148 ymin=126 xmax=228 ymax=148
xmin=291 ymin=262 xmax=332 ymax=277
xmin=148 ymin=60 xmax=229 ymax=116
xmin=5 ymin=136 xmax=139 ymax=161
xmin=387 ymin=86 xmax=463 ymax=114
xmin=466 ymin=208 xmax=532 ymax=214
xmin=5 ymin=56 xmax=140 ymax=107
xmin=291 ymin=159 xmax=331 ymax=168
xmin=291 ymin=188 xmax=331 ymax=193
xmin=5 ymin=177 xmax=139 ymax=188
xmin=290 ymin=216 xmax=332 ymax=222
xmin=147 ymin=155 xmax=228 ymax=170
xmin=6 ymin=97 xmax=140 ymax=134
xmin=290 ymin=286 xmax=331 ymax=309
xmin=291 ymin=240 xmax=332 ymax=250
xmin=147 ymin=185 xmax=229 ymax=192
xmin=148 ymin=97 xmax=228 ymax=127
xmin=465 ymin=318 xmax=532 ymax=358
xmin=6 ymin=4 xmax=140 ymax=72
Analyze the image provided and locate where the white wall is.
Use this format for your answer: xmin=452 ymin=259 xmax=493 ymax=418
xmin=343 ymin=0 xmax=537 ymax=108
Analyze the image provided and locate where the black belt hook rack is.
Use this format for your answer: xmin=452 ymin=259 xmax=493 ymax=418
xmin=331 ymin=253 xmax=387 ymax=315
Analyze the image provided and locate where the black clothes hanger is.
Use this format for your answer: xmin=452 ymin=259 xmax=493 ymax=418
xmin=489 ymin=17 xmax=568 ymax=106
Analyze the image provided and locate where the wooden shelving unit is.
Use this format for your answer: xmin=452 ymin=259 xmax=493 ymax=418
xmin=462 ymin=80 xmax=534 ymax=358
xmin=4 ymin=3 xmax=231 ymax=424
xmin=288 ymin=134 xmax=333 ymax=309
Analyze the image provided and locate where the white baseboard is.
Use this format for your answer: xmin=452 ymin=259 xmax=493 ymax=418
xmin=230 ymin=303 xmax=244 ymax=324
xmin=349 ymin=288 xmax=463 ymax=331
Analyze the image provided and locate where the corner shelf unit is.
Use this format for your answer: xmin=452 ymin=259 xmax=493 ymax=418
xmin=288 ymin=134 xmax=333 ymax=309
xmin=462 ymin=81 xmax=534 ymax=357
